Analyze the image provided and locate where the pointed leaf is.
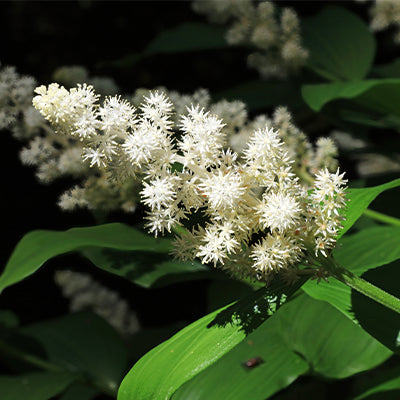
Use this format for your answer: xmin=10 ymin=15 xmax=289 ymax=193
xmin=82 ymin=247 xmax=214 ymax=289
xmin=118 ymin=279 xmax=304 ymax=400
xmin=0 ymin=223 xmax=171 ymax=293
xmin=173 ymin=294 xmax=390 ymax=400
xmin=340 ymin=178 xmax=400 ymax=237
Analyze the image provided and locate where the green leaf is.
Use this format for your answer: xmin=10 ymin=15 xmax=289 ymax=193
xmin=276 ymin=294 xmax=391 ymax=379
xmin=117 ymin=279 xmax=304 ymax=400
xmin=99 ymin=23 xmax=227 ymax=68
xmin=58 ymin=382 xmax=99 ymax=400
xmin=353 ymin=365 xmax=400 ymax=400
xmin=214 ymin=80 xmax=303 ymax=111
xmin=173 ymin=328 xmax=307 ymax=400
xmin=302 ymin=6 xmax=375 ymax=81
xmin=173 ymin=294 xmax=390 ymax=400
xmin=301 ymin=79 xmax=400 ymax=115
xmin=81 ymin=248 xmax=214 ymax=289
xmin=0 ymin=223 xmax=171 ymax=293
xmin=0 ymin=371 xmax=76 ymax=400
xmin=340 ymin=178 xmax=400 ymax=237
xmin=303 ymin=226 xmax=400 ymax=320
xmin=21 ymin=312 xmax=128 ymax=396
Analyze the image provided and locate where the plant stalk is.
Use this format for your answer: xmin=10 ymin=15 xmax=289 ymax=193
xmin=321 ymin=256 xmax=400 ymax=315
xmin=363 ymin=209 xmax=400 ymax=226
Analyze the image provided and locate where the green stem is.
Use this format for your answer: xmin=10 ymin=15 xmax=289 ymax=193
xmin=363 ymin=209 xmax=400 ymax=226
xmin=0 ymin=339 xmax=63 ymax=372
xmin=321 ymin=257 xmax=400 ymax=315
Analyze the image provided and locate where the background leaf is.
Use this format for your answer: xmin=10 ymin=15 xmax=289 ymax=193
xmin=58 ymin=382 xmax=99 ymax=400
xmin=21 ymin=312 xmax=128 ymax=396
xmin=353 ymin=365 xmax=400 ymax=400
xmin=301 ymin=80 xmax=400 ymax=117
xmin=81 ymin=248 xmax=215 ymax=288
xmin=99 ymin=23 xmax=227 ymax=69
xmin=302 ymin=6 xmax=375 ymax=81
xmin=0 ymin=223 xmax=172 ymax=293
xmin=0 ymin=371 xmax=76 ymax=400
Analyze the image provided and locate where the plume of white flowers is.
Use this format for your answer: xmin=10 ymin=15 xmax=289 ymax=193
xmin=192 ymin=0 xmax=309 ymax=78
xmin=33 ymin=84 xmax=348 ymax=281
xmin=4 ymin=63 xmax=339 ymax=215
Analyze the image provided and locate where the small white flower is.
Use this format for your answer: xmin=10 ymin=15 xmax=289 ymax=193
xmin=199 ymin=168 xmax=246 ymax=211
xmin=258 ymin=191 xmax=302 ymax=232
xmin=141 ymin=176 xmax=179 ymax=210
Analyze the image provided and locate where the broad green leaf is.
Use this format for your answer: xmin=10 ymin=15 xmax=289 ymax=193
xmin=173 ymin=329 xmax=307 ymax=400
xmin=117 ymin=279 xmax=304 ymax=400
xmin=353 ymin=365 xmax=400 ymax=400
xmin=340 ymin=178 xmax=400 ymax=237
xmin=82 ymin=248 xmax=214 ymax=289
xmin=214 ymin=80 xmax=303 ymax=111
xmin=303 ymin=226 xmax=400 ymax=320
xmin=276 ymin=294 xmax=391 ymax=379
xmin=0 ymin=223 xmax=171 ymax=293
xmin=301 ymin=79 xmax=400 ymax=114
xmin=173 ymin=294 xmax=390 ymax=400
xmin=21 ymin=312 xmax=128 ymax=396
xmin=0 ymin=371 xmax=76 ymax=400
xmin=302 ymin=7 xmax=375 ymax=81
xmin=352 ymin=262 xmax=400 ymax=353
xmin=99 ymin=23 xmax=227 ymax=68
xmin=59 ymin=382 xmax=99 ymax=400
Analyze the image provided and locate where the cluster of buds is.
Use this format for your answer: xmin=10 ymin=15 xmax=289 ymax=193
xmin=33 ymin=84 xmax=347 ymax=281
xmin=192 ymin=0 xmax=309 ymax=78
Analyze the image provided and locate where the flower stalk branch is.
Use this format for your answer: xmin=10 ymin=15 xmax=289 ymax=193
xmin=321 ymin=256 xmax=400 ymax=315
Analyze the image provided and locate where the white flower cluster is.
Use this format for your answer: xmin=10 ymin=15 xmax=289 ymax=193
xmin=55 ymin=269 xmax=140 ymax=336
xmin=192 ymin=0 xmax=309 ymax=78
xmin=3 ymin=64 xmax=338 ymax=215
xmin=0 ymin=64 xmax=42 ymax=138
xmin=34 ymin=84 xmax=347 ymax=281
xmin=365 ymin=0 xmax=400 ymax=44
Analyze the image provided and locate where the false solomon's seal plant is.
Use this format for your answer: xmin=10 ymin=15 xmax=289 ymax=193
xmin=33 ymin=83 xmax=400 ymax=315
